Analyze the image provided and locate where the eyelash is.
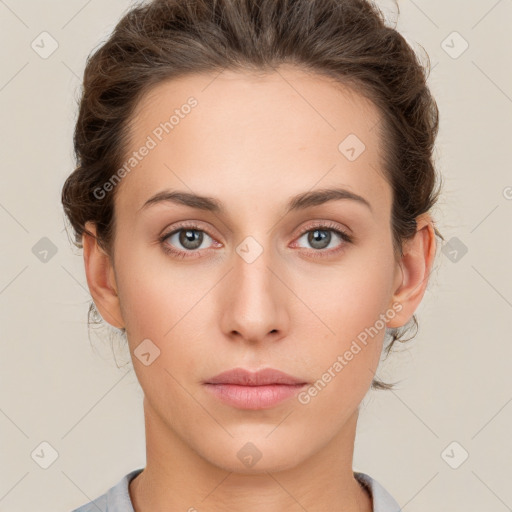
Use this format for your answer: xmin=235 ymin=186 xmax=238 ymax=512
xmin=158 ymin=221 xmax=353 ymax=260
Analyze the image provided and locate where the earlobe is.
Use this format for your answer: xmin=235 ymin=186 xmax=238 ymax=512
xmin=387 ymin=215 xmax=437 ymax=329
xmin=82 ymin=221 xmax=124 ymax=329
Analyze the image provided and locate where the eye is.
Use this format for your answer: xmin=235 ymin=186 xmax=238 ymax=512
xmin=158 ymin=221 xmax=353 ymax=260
xmin=293 ymin=221 xmax=353 ymax=258
xmin=159 ymin=223 xmax=220 ymax=259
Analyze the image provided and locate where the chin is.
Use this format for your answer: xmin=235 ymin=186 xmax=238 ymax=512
xmin=195 ymin=433 xmax=311 ymax=474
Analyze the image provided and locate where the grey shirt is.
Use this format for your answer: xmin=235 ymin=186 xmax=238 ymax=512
xmin=72 ymin=468 xmax=402 ymax=511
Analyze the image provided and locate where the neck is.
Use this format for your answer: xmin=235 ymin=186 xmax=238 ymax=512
xmin=129 ymin=398 xmax=373 ymax=512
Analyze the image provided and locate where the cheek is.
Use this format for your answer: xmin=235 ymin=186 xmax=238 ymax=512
xmin=295 ymin=281 xmax=388 ymax=422
xmin=295 ymin=251 xmax=395 ymax=393
xmin=114 ymin=251 xmax=215 ymax=389
xmin=114 ymin=245 xmax=198 ymax=335
xmin=304 ymin=254 xmax=394 ymax=343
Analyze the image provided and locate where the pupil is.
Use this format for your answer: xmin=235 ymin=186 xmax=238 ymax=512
xmin=309 ymin=229 xmax=330 ymax=249
xmin=180 ymin=229 xmax=202 ymax=249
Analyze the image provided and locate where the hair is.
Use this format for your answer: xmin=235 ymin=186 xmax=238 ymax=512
xmin=61 ymin=0 xmax=443 ymax=390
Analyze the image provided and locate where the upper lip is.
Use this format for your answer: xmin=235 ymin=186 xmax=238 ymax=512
xmin=204 ymin=367 xmax=307 ymax=386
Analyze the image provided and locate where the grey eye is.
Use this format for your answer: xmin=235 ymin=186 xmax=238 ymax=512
xmin=296 ymin=229 xmax=342 ymax=250
xmin=167 ymin=229 xmax=213 ymax=251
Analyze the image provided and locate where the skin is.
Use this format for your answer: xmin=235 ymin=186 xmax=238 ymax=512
xmin=82 ymin=65 xmax=436 ymax=512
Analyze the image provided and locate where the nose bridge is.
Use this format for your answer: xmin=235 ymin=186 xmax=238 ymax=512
xmin=221 ymin=232 xmax=289 ymax=341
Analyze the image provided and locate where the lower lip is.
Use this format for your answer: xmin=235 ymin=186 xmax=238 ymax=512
xmin=203 ymin=383 xmax=307 ymax=409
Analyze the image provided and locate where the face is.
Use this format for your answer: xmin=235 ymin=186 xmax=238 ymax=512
xmin=88 ymin=66 xmax=413 ymax=473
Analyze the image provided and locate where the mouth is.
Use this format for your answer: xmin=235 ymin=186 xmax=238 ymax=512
xmin=202 ymin=367 xmax=308 ymax=410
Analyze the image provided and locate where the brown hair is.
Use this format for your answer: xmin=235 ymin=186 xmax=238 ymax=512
xmin=61 ymin=0 xmax=443 ymax=390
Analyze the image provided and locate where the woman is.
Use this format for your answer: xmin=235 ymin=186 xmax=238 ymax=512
xmin=63 ymin=0 xmax=442 ymax=510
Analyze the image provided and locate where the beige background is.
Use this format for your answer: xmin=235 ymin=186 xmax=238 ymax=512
xmin=1 ymin=0 xmax=511 ymax=510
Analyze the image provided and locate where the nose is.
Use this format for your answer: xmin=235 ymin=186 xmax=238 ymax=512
xmin=219 ymin=239 xmax=290 ymax=344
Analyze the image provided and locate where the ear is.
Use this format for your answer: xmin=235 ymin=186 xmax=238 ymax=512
xmin=82 ymin=221 xmax=124 ymax=329
xmin=387 ymin=214 xmax=437 ymax=328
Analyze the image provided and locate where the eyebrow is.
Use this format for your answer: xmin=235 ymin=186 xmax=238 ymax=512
xmin=138 ymin=187 xmax=372 ymax=215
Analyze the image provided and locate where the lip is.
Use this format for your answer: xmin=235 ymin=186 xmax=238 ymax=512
xmin=204 ymin=367 xmax=307 ymax=386
xmin=203 ymin=368 xmax=308 ymax=410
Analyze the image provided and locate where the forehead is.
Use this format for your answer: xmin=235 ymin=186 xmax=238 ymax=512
xmin=115 ymin=65 xmax=390 ymax=219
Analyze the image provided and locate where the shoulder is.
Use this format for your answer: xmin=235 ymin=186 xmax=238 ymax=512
xmin=354 ymin=471 xmax=402 ymax=512
xmin=70 ymin=468 xmax=144 ymax=512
